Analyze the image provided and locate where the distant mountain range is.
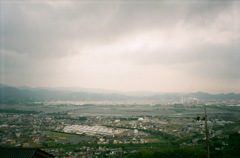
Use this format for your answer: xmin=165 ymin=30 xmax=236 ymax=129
xmin=0 ymin=83 xmax=240 ymax=103
xmin=0 ymin=85 xmax=131 ymax=102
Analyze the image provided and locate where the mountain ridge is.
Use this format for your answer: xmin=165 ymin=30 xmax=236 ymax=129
xmin=1 ymin=83 xmax=240 ymax=102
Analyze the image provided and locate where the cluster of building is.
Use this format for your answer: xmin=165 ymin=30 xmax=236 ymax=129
xmin=0 ymin=113 xmax=57 ymax=147
xmin=43 ymin=146 xmax=128 ymax=158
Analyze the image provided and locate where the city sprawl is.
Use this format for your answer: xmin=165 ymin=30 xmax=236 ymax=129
xmin=1 ymin=98 xmax=240 ymax=157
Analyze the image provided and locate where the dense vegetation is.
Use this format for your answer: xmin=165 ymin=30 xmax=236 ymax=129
xmin=127 ymin=148 xmax=206 ymax=158
xmin=127 ymin=133 xmax=240 ymax=158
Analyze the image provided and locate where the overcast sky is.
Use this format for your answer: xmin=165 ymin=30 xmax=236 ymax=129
xmin=1 ymin=0 xmax=240 ymax=93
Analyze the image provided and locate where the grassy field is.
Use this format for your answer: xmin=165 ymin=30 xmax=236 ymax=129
xmin=148 ymin=138 xmax=166 ymax=143
xmin=167 ymin=125 xmax=183 ymax=130
xmin=45 ymin=131 xmax=77 ymax=139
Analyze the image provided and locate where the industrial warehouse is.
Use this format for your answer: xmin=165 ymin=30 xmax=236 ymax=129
xmin=63 ymin=125 xmax=128 ymax=136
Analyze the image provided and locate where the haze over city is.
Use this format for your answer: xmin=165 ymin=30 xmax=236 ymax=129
xmin=1 ymin=0 xmax=240 ymax=93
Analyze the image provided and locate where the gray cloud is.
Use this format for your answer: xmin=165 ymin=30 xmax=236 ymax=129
xmin=2 ymin=1 xmax=234 ymax=58
xmin=1 ymin=0 xmax=240 ymax=92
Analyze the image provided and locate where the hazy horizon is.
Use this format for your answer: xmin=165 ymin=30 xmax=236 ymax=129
xmin=1 ymin=0 xmax=240 ymax=93
xmin=2 ymin=82 xmax=240 ymax=95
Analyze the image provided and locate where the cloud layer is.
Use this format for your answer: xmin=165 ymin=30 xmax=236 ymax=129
xmin=1 ymin=0 xmax=240 ymax=93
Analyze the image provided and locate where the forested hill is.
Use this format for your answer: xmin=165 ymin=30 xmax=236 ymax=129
xmin=0 ymin=86 xmax=131 ymax=102
xmin=0 ymin=84 xmax=240 ymax=103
